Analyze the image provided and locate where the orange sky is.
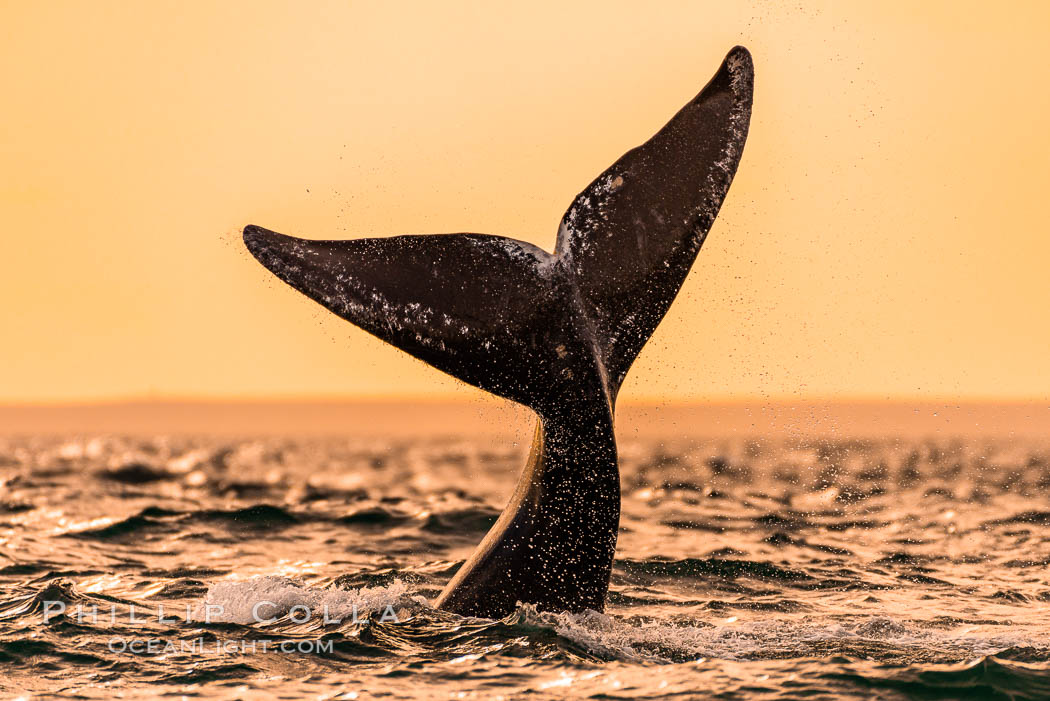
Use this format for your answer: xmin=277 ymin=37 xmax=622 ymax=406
xmin=2 ymin=1 xmax=1048 ymax=404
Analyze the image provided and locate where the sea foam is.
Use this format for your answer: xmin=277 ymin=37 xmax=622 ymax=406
xmin=197 ymin=575 xmax=408 ymax=625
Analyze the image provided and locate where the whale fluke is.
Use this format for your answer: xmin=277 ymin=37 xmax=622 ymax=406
xmin=243 ymin=46 xmax=753 ymax=618
xmin=558 ymin=46 xmax=753 ymax=399
xmin=242 ymin=229 xmax=565 ymax=410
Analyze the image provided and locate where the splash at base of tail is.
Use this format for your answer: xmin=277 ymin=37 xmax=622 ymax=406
xmin=243 ymin=46 xmax=754 ymax=619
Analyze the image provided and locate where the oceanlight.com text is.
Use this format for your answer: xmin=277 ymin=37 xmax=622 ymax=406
xmin=107 ymin=637 xmax=336 ymax=655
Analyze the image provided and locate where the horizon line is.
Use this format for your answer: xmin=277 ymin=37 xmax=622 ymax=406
xmin=3 ymin=393 xmax=1049 ymax=409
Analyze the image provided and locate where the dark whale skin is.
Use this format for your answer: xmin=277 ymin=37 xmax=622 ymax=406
xmin=243 ymin=46 xmax=753 ymax=619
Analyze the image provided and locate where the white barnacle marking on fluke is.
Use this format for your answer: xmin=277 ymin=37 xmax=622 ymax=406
xmin=692 ymin=48 xmax=751 ymax=238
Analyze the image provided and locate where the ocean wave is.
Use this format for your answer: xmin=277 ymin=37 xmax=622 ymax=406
xmin=514 ymin=606 xmax=1050 ymax=665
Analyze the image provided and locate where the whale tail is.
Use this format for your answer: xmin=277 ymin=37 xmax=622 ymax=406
xmin=244 ymin=46 xmax=753 ymax=413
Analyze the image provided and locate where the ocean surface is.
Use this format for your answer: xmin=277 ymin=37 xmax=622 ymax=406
xmin=2 ymin=428 xmax=1049 ymax=699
